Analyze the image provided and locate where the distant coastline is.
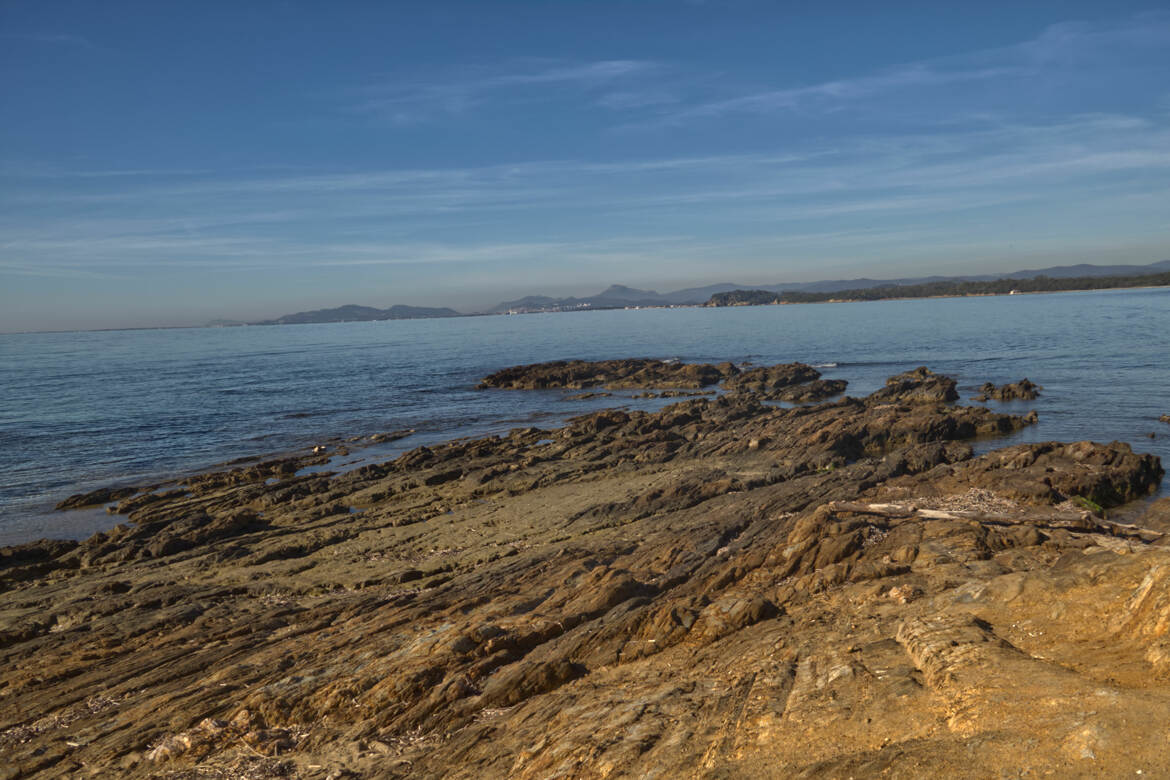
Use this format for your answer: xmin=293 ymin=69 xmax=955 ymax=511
xmin=3 ymin=261 xmax=1169 ymax=335
xmin=240 ymin=264 xmax=1170 ymax=328
xmin=704 ymin=269 xmax=1170 ymax=308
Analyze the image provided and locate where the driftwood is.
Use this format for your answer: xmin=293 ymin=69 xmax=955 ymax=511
xmin=825 ymin=501 xmax=1164 ymax=543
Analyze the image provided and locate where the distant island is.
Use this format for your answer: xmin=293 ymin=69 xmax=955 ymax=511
xmin=251 ymin=303 xmax=461 ymax=326
xmin=705 ymin=269 xmax=1170 ymax=307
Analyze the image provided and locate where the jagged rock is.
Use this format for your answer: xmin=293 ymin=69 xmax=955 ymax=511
xmin=763 ymin=378 xmax=848 ymax=402
xmin=1 ymin=365 xmax=1165 ymax=778
xmin=867 ymin=366 xmax=959 ymax=404
xmin=720 ymin=363 xmax=821 ymax=392
xmin=976 ymin=378 xmax=1042 ymax=401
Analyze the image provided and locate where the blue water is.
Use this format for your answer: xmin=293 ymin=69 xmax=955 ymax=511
xmin=1 ymin=287 xmax=1168 ymax=545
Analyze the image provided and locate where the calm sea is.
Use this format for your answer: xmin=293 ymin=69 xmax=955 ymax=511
xmin=1 ymin=287 xmax=1168 ymax=545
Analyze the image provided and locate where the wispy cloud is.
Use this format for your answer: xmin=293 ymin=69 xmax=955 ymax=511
xmin=653 ymin=64 xmax=1019 ymax=125
xmin=348 ymin=59 xmax=661 ymax=124
xmin=333 ymin=14 xmax=1170 ymax=132
xmin=4 ymin=111 xmax=1167 ymax=281
xmin=629 ymin=13 xmax=1170 ymax=128
xmin=0 ymin=32 xmax=98 ymax=49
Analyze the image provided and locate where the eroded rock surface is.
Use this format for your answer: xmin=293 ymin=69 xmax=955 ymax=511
xmin=2 ymin=367 xmax=1167 ymax=779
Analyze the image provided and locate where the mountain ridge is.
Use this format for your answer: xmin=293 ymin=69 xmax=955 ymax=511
xmin=230 ymin=259 xmax=1170 ymax=326
xmin=490 ymin=259 xmax=1170 ymax=313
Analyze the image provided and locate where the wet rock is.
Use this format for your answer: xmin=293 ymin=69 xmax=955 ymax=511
xmin=478 ymin=358 xmax=737 ymax=390
xmin=721 ymin=363 xmax=822 ymax=393
xmin=867 ymin=367 xmax=959 ymax=404
xmin=369 ymin=428 xmax=415 ymax=443
xmin=55 ymin=486 xmax=137 ymax=510
xmin=976 ymin=379 xmax=1042 ymax=401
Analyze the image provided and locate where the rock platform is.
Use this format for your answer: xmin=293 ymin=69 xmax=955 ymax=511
xmin=1 ymin=363 xmax=1167 ymax=778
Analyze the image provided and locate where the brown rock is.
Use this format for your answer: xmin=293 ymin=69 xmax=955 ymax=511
xmin=867 ymin=366 xmax=959 ymax=404
xmin=3 ymin=364 xmax=1167 ymax=779
xmin=977 ymin=378 xmax=1043 ymax=401
xmin=477 ymin=358 xmax=738 ymax=390
xmin=55 ymin=486 xmax=138 ymax=510
xmin=720 ymin=363 xmax=821 ymax=392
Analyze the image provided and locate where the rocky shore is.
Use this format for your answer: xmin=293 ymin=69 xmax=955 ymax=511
xmin=2 ymin=362 xmax=1168 ymax=778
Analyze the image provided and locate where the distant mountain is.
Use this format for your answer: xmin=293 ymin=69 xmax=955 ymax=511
xmin=490 ymin=259 xmax=1170 ymax=313
xmin=657 ymin=283 xmax=747 ymax=303
xmin=256 ymin=303 xmax=461 ymax=325
xmin=492 ymin=286 xmax=671 ymax=313
xmin=492 ymin=282 xmax=744 ymax=313
xmin=594 ymin=284 xmax=670 ymax=302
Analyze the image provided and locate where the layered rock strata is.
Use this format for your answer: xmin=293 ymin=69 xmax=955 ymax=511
xmin=1 ymin=366 xmax=1167 ymax=779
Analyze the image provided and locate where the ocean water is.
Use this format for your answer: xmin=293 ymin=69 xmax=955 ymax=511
xmin=1 ymin=287 xmax=1168 ymax=545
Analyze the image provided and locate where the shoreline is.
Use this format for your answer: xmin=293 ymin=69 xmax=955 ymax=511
xmin=3 ymin=280 xmax=1168 ymax=337
xmin=12 ymin=351 xmax=1168 ymax=548
xmin=3 ymin=361 xmax=1169 ymax=777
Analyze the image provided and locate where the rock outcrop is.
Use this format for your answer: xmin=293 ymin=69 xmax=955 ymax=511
xmin=973 ymin=378 xmax=1042 ymax=401
xmin=868 ymin=366 xmax=959 ymax=404
xmin=477 ymin=358 xmax=739 ymax=390
xmin=2 ymin=367 xmax=1166 ymax=779
xmin=480 ymin=359 xmax=849 ymax=405
xmin=763 ymin=378 xmax=848 ymax=402
xmin=719 ymin=363 xmax=821 ymax=393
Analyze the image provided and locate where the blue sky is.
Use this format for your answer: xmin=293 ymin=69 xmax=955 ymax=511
xmin=2 ymin=1 xmax=1169 ymax=331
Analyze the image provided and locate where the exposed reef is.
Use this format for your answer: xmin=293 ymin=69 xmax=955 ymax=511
xmin=479 ymin=358 xmax=847 ymax=402
xmin=476 ymin=358 xmax=739 ymax=390
xmin=2 ymin=364 xmax=1167 ymax=779
xmin=972 ymin=378 xmax=1043 ymax=402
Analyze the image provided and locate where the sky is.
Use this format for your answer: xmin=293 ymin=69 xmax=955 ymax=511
xmin=2 ymin=1 xmax=1169 ymax=332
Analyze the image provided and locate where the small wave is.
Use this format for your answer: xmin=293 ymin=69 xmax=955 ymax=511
xmin=811 ymin=362 xmax=838 ymax=368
